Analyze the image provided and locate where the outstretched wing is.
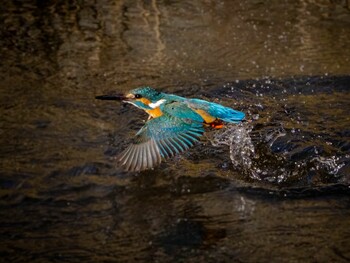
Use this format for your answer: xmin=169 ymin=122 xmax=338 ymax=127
xmin=118 ymin=103 xmax=205 ymax=171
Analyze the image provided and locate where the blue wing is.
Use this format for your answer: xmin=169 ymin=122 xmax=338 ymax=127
xmin=118 ymin=102 xmax=205 ymax=171
xmin=187 ymin=98 xmax=245 ymax=123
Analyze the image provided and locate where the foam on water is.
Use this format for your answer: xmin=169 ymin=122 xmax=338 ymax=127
xmin=210 ymin=124 xmax=255 ymax=174
xmin=210 ymin=123 xmax=347 ymax=184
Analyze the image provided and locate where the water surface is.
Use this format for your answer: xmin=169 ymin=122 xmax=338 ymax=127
xmin=1 ymin=0 xmax=350 ymax=262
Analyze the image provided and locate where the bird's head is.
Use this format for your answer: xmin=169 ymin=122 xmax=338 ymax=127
xmin=95 ymin=87 xmax=165 ymax=110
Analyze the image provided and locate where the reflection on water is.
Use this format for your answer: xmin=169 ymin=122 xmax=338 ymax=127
xmin=1 ymin=0 xmax=350 ymax=262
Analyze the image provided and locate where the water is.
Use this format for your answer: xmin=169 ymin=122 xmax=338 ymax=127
xmin=211 ymin=76 xmax=350 ymax=185
xmin=1 ymin=0 xmax=350 ymax=262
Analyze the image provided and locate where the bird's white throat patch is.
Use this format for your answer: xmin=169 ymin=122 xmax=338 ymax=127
xmin=149 ymin=99 xmax=166 ymax=109
xmin=123 ymin=100 xmax=141 ymax=109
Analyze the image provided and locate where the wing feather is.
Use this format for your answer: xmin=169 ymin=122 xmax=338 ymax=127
xmin=119 ymin=146 xmax=133 ymax=165
xmin=150 ymin=139 xmax=161 ymax=166
xmin=158 ymin=140 xmax=170 ymax=158
xmin=124 ymin=146 xmax=136 ymax=170
xmin=146 ymin=142 xmax=154 ymax=169
xmin=178 ymin=133 xmax=195 ymax=147
xmin=164 ymin=137 xmax=179 ymax=155
xmin=117 ymin=101 xmax=205 ymax=171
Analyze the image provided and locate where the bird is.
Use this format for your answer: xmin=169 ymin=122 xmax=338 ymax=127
xmin=95 ymin=87 xmax=245 ymax=172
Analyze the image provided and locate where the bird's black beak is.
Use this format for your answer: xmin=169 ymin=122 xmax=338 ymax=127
xmin=95 ymin=94 xmax=127 ymax=101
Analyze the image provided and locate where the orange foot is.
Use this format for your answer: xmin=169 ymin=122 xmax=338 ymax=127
xmin=209 ymin=120 xmax=224 ymax=129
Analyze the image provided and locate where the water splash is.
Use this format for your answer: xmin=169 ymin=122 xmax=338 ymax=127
xmin=210 ymin=124 xmax=257 ymax=178
xmin=210 ymin=123 xmax=347 ymax=185
xmin=311 ymin=156 xmax=346 ymax=176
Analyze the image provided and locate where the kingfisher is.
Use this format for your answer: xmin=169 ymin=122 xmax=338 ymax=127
xmin=96 ymin=87 xmax=245 ymax=172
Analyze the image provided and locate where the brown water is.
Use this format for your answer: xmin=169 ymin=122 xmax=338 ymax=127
xmin=1 ymin=0 xmax=350 ymax=262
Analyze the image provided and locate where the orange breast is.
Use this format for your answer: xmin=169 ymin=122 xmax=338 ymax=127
xmin=139 ymin=98 xmax=163 ymax=118
xmin=146 ymin=107 xmax=163 ymax=118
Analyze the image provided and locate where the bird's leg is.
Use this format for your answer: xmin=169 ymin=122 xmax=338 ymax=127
xmin=209 ymin=119 xmax=224 ymax=129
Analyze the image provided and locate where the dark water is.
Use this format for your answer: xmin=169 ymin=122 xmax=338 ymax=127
xmin=1 ymin=0 xmax=350 ymax=262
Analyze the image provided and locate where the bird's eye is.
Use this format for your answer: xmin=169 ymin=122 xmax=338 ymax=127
xmin=135 ymin=94 xmax=142 ymax=99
